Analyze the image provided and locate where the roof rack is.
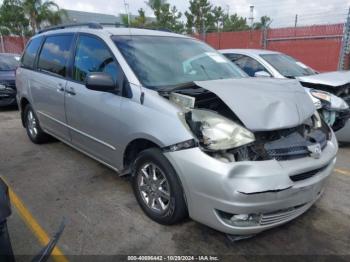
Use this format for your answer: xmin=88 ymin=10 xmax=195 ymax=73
xmin=37 ymin=22 xmax=172 ymax=35
xmin=37 ymin=22 xmax=115 ymax=34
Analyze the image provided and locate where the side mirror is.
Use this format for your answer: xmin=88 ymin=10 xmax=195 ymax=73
xmin=254 ymin=71 xmax=271 ymax=78
xmin=85 ymin=72 xmax=118 ymax=92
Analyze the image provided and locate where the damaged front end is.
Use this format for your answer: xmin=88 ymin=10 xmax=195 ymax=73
xmin=159 ymin=78 xmax=338 ymax=236
xmin=307 ymin=87 xmax=350 ymax=131
xmin=160 ymin=79 xmax=332 ymax=163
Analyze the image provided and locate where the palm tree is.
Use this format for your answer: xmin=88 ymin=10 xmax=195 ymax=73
xmin=22 ymin=0 xmax=65 ymax=33
xmin=253 ymin=16 xmax=272 ymax=30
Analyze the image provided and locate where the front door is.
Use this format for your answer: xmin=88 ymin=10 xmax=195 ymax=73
xmin=65 ymin=34 xmax=125 ymax=165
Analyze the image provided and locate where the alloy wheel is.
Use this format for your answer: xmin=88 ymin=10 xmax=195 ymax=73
xmin=27 ymin=110 xmax=38 ymax=138
xmin=137 ymin=163 xmax=171 ymax=214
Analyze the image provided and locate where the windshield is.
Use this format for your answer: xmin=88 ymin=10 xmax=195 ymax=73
xmin=0 ymin=54 xmax=20 ymax=71
xmin=112 ymin=35 xmax=245 ymax=89
xmin=261 ymin=54 xmax=315 ymax=78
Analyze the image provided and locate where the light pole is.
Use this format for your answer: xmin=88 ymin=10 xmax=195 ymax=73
xmin=123 ymin=0 xmax=130 ymax=26
xmin=249 ymin=5 xmax=255 ymax=28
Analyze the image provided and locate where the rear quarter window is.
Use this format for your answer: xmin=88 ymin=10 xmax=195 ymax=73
xmin=21 ymin=37 xmax=43 ymax=69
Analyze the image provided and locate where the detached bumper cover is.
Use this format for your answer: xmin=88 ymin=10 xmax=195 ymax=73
xmin=165 ymin=133 xmax=338 ymax=235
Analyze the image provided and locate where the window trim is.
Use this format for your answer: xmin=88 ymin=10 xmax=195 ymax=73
xmin=35 ymin=33 xmax=76 ymax=80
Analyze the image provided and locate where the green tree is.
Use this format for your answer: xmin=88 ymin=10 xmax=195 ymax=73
xmin=211 ymin=6 xmax=224 ymax=32
xmin=253 ymin=15 xmax=272 ymax=30
xmin=121 ymin=14 xmax=129 ymax=26
xmin=185 ymin=0 xmax=214 ymax=34
xmin=22 ymin=0 xmax=65 ymax=33
xmin=146 ymin=0 xmax=184 ymax=33
xmin=0 ymin=0 xmax=29 ymax=35
xmin=121 ymin=9 xmax=147 ymax=28
xmin=133 ymin=8 xmax=146 ymax=27
xmin=222 ymin=13 xmax=250 ymax=32
xmin=146 ymin=0 xmax=167 ymax=21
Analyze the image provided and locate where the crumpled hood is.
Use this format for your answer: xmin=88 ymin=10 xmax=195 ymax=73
xmin=298 ymin=70 xmax=350 ymax=87
xmin=194 ymin=78 xmax=315 ymax=131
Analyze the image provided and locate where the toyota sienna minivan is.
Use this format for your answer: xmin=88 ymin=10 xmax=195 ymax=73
xmin=16 ymin=23 xmax=338 ymax=237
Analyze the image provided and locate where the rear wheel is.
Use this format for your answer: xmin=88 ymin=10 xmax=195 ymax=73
xmin=132 ymin=148 xmax=188 ymax=225
xmin=24 ymin=104 xmax=50 ymax=144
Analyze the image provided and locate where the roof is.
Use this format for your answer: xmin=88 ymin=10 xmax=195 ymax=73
xmin=61 ymin=9 xmax=121 ymax=24
xmin=219 ymin=49 xmax=281 ymax=55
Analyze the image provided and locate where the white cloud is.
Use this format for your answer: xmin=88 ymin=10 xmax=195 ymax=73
xmin=54 ymin=0 xmax=350 ymax=27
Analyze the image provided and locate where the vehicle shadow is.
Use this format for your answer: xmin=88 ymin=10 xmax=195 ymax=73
xmin=338 ymin=142 xmax=350 ymax=148
xmin=0 ymin=105 xmax=18 ymax=112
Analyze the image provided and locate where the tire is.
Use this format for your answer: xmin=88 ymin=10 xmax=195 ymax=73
xmin=132 ymin=148 xmax=188 ymax=225
xmin=24 ymin=104 xmax=50 ymax=144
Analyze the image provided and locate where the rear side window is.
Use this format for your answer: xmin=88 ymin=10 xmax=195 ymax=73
xmin=21 ymin=37 xmax=42 ymax=69
xmin=37 ymin=35 xmax=74 ymax=77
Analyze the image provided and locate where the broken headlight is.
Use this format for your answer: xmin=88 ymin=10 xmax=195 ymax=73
xmin=184 ymin=109 xmax=255 ymax=151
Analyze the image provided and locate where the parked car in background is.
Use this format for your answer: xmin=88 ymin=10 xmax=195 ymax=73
xmin=16 ymin=24 xmax=338 ymax=237
xmin=220 ymin=49 xmax=350 ymax=142
xmin=0 ymin=53 xmax=20 ymax=107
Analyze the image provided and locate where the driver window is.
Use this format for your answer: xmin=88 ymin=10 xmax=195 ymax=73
xmin=228 ymin=54 xmax=270 ymax=77
xmin=73 ymin=35 xmax=119 ymax=83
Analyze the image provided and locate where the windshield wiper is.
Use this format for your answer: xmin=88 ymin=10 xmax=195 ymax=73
xmin=157 ymin=82 xmax=197 ymax=95
xmin=284 ymin=75 xmax=296 ymax=79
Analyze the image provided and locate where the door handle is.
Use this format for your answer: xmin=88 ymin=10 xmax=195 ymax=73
xmin=66 ymin=87 xmax=76 ymax=96
xmin=57 ymin=83 xmax=64 ymax=92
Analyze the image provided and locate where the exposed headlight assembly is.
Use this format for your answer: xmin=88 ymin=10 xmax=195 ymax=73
xmin=184 ymin=109 xmax=255 ymax=151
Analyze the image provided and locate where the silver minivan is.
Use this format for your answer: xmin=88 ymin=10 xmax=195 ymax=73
xmin=16 ymin=24 xmax=338 ymax=237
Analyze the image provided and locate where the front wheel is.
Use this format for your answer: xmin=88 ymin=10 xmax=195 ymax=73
xmin=132 ymin=148 xmax=188 ymax=225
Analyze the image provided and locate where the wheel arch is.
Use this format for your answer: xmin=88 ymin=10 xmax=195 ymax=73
xmin=20 ymin=97 xmax=30 ymax=127
xmin=123 ymin=138 xmax=161 ymax=173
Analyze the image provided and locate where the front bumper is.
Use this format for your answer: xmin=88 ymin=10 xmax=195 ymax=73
xmin=0 ymin=87 xmax=17 ymax=107
xmin=165 ymin=133 xmax=338 ymax=235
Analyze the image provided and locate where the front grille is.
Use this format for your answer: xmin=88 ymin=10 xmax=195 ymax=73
xmin=290 ymin=164 xmax=329 ymax=182
xmin=264 ymin=129 xmax=327 ymax=161
xmin=0 ymin=80 xmax=16 ymax=90
xmin=259 ymin=203 xmax=310 ymax=226
xmin=230 ymin=122 xmax=330 ymax=162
